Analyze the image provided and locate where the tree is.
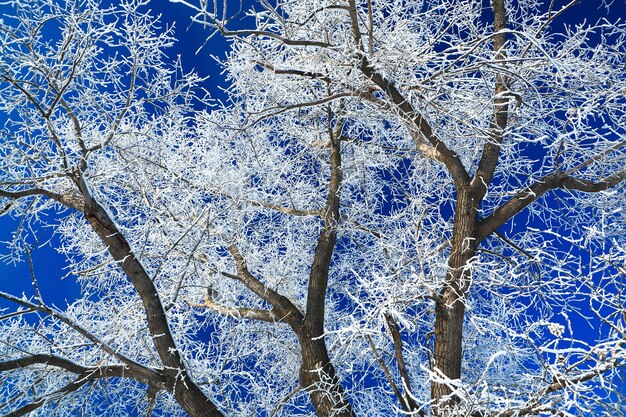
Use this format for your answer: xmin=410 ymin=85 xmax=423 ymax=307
xmin=1 ymin=0 xmax=625 ymax=415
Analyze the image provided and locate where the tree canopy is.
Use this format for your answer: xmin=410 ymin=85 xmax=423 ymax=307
xmin=1 ymin=0 xmax=625 ymax=416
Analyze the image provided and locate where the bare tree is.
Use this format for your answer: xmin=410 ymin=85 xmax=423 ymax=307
xmin=1 ymin=0 xmax=625 ymax=416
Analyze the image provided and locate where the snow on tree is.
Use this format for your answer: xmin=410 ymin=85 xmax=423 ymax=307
xmin=1 ymin=0 xmax=625 ymax=416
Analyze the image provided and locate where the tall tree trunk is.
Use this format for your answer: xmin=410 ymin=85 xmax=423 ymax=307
xmin=431 ymin=189 xmax=478 ymax=414
xmin=430 ymin=2 xmax=508 ymax=413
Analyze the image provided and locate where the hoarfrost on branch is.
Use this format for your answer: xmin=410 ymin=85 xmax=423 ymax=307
xmin=0 ymin=1 xmax=625 ymax=416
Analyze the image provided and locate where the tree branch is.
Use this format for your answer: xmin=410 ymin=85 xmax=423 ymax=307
xmin=477 ymin=169 xmax=626 ymax=242
xmin=74 ymin=175 xmax=225 ymax=416
xmin=477 ymin=171 xmax=565 ymax=242
xmin=303 ymin=107 xmax=343 ymax=336
xmin=212 ymin=25 xmax=332 ymax=48
xmin=0 ymin=354 xmax=166 ymax=386
xmin=365 ymin=334 xmax=408 ymax=413
xmin=345 ymin=2 xmax=470 ymax=186
xmin=69 ymin=175 xmax=223 ymax=417
xmin=255 ymin=60 xmax=332 ymax=84
xmin=76 ymin=176 xmax=186 ymax=375
xmin=384 ymin=313 xmax=420 ymax=413
xmin=471 ymin=0 xmax=509 ymax=200
xmin=560 ymin=171 xmax=626 ymax=192
xmin=186 ymin=290 xmax=281 ymax=323
xmin=3 ymin=377 xmax=90 ymax=417
xmin=0 ymin=187 xmax=85 ymax=212
xmin=228 ymin=244 xmax=304 ymax=328
xmin=0 ymin=290 xmax=157 ymax=378
xmin=497 ymin=360 xmax=623 ymax=417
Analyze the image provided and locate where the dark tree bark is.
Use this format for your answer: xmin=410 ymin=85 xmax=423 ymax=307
xmin=296 ymin=112 xmax=356 ymax=417
xmin=431 ymin=1 xmax=509 ymax=412
xmin=430 ymin=189 xmax=478 ymax=408
xmin=76 ymin=176 xmax=225 ymax=417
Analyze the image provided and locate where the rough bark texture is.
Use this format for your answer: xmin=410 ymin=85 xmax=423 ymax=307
xmin=298 ymin=331 xmax=355 ymax=417
xmin=431 ymin=189 xmax=477 ymax=408
xmin=430 ymin=2 xmax=509 ymax=413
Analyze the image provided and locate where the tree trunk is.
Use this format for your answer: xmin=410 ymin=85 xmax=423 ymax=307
xmin=173 ymin=378 xmax=225 ymax=417
xmin=431 ymin=189 xmax=477 ymax=414
xmin=431 ymin=295 xmax=466 ymax=403
xmin=298 ymin=331 xmax=356 ymax=417
xmin=293 ymin=113 xmax=355 ymax=417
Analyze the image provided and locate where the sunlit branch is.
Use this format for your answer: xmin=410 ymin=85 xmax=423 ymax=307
xmin=186 ymin=290 xmax=280 ymax=323
xmin=245 ymin=199 xmax=323 ymax=217
xmin=356 ymin=53 xmax=470 ymax=186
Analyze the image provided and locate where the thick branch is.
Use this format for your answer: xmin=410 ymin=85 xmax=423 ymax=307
xmin=74 ymin=176 xmax=224 ymax=417
xmin=303 ymin=112 xmax=342 ymax=337
xmin=0 ymin=354 xmax=166 ymax=386
xmin=478 ymin=169 xmax=626 ymax=242
xmin=246 ymin=199 xmax=322 ymax=217
xmin=356 ymin=60 xmax=470 ymax=186
xmin=477 ymin=171 xmax=564 ymax=242
xmin=347 ymin=0 xmax=365 ymax=52
xmin=471 ymin=0 xmax=509 ymax=200
xmin=344 ymin=1 xmax=468 ymax=185
xmin=77 ymin=177 xmax=183 ymax=374
xmin=0 ymin=354 xmax=87 ymax=374
xmin=358 ymin=62 xmax=470 ymax=184
xmin=228 ymin=245 xmax=304 ymax=328
xmin=0 ymin=188 xmax=85 ymax=212
xmin=297 ymin=110 xmax=356 ymax=417
xmin=560 ymin=171 xmax=626 ymax=192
